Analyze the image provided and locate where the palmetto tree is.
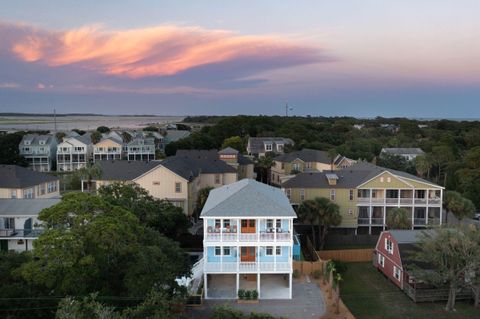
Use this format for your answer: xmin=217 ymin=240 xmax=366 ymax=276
xmin=78 ymin=163 xmax=102 ymax=192
xmin=415 ymin=155 xmax=432 ymax=179
xmin=386 ymin=207 xmax=412 ymax=230
xmin=443 ymin=190 xmax=476 ymax=224
xmin=298 ymin=197 xmax=342 ymax=250
xmin=256 ymin=155 xmax=274 ymax=184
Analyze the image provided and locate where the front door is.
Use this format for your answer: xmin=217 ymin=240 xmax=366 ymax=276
xmin=241 ymin=247 xmax=256 ymax=262
xmin=241 ymin=219 xmax=256 ymax=233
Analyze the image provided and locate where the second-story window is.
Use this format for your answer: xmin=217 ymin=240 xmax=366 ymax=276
xmin=266 ymin=219 xmax=273 ymax=229
xmin=385 ymin=238 xmax=393 ymax=254
xmin=215 ymin=219 xmax=221 ymax=228
xmin=23 ymin=188 xmax=34 ymax=199
xmin=266 ymin=246 xmax=273 ymax=256
xmin=265 ymin=144 xmax=272 ymax=151
xmin=276 ymin=247 xmax=282 ymax=256
xmin=330 ymin=189 xmax=336 ymax=201
xmin=215 ymin=247 xmax=221 ymax=256
xmin=300 ymin=189 xmax=305 ymax=201
xmin=223 ymin=219 xmax=230 ymax=228
xmin=349 ymin=189 xmax=354 ymax=201
xmin=223 ymin=247 xmax=231 ymax=256
xmin=285 ymin=189 xmax=291 ymax=200
xmin=276 ymin=219 xmax=281 ymax=229
xmin=10 ymin=189 xmax=16 ymax=199
xmin=215 ymin=174 xmax=221 ymax=184
xmin=175 ymin=182 xmax=181 ymax=193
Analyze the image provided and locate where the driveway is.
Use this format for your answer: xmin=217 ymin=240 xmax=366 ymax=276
xmin=184 ymin=276 xmax=325 ymax=319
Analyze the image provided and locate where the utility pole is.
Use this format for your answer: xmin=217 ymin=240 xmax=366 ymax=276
xmin=285 ymin=101 xmax=293 ymax=117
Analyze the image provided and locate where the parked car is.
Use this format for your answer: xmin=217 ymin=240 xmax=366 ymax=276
xmin=473 ymin=212 xmax=480 ymax=221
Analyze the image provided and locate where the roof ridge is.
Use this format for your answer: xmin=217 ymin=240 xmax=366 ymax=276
xmin=202 ymin=179 xmax=251 ymax=214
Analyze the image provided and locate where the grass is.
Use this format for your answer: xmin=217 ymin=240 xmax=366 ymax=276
xmin=341 ymin=262 xmax=480 ymax=319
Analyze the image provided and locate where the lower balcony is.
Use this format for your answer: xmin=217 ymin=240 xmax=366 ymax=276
xmin=0 ymin=229 xmax=44 ymax=238
xmin=204 ymin=261 xmax=291 ymax=273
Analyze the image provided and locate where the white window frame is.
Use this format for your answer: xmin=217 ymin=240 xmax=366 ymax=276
xmin=223 ymin=247 xmax=231 ymax=256
xmin=10 ymin=189 xmax=17 ymax=199
xmin=330 ymin=189 xmax=336 ymax=201
xmin=223 ymin=219 xmax=230 ymax=228
xmin=300 ymin=189 xmax=305 ymax=201
xmin=265 ymin=144 xmax=273 ymax=151
xmin=276 ymin=246 xmax=282 ymax=256
xmin=385 ymin=238 xmax=393 ymax=254
xmin=215 ymin=219 xmax=221 ymax=228
xmin=276 ymin=219 xmax=281 ymax=229
xmin=349 ymin=189 xmax=354 ymax=201
xmin=266 ymin=246 xmax=274 ymax=256
xmin=215 ymin=174 xmax=221 ymax=184
xmin=378 ymin=254 xmax=385 ymax=267
xmin=175 ymin=182 xmax=181 ymax=193
xmin=393 ymin=266 xmax=401 ymax=281
xmin=214 ymin=246 xmax=221 ymax=256
xmin=266 ymin=219 xmax=273 ymax=229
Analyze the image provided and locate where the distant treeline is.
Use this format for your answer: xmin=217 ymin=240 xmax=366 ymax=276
xmin=0 ymin=113 xmax=166 ymax=117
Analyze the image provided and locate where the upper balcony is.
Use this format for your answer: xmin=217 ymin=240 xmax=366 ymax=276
xmin=356 ymin=189 xmax=442 ymax=206
xmin=204 ymin=218 xmax=292 ymax=243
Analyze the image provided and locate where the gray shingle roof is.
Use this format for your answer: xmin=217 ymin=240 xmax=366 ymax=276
xmin=96 ymin=161 xmax=162 ymax=181
xmin=274 ymin=149 xmax=331 ymax=164
xmin=282 ymin=161 xmax=439 ymax=189
xmin=164 ymin=130 xmax=191 ymax=142
xmin=218 ymin=147 xmax=239 ymax=155
xmin=247 ymin=137 xmax=294 ymax=154
xmin=0 ymin=198 xmax=61 ymax=216
xmin=387 ymin=229 xmax=435 ymax=244
xmin=0 ymin=165 xmax=59 ymax=188
xmin=381 ymin=148 xmax=425 ymax=155
xmin=176 ymin=149 xmax=254 ymax=166
xmin=20 ymin=134 xmax=55 ymax=146
xmin=200 ymin=179 xmax=297 ymax=217
xmin=161 ymin=154 xmax=237 ymax=180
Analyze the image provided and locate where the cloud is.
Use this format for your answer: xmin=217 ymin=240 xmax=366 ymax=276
xmin=1 ymin=22 xmax=323 ymax=80
xmin=0 ymin=82 xmax=20 ymax=89
xmin=37 ymin=83 xmax=46 ymax=89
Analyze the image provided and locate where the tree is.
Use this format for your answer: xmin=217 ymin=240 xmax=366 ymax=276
xmin=298 ymin=197 xmax=341 ymax=250
xmin=56 ymin=132 xmax=66 ymax=142
xmin=143 ymin=126 xmax=158 ymax=132
xmin=195 ymin=187 xmax=214 ymax=220
xmin=414 ymin=155 xmax=431 ymax=179
xmin=0 ymin=132 xmax=28 ymax=166
xmin=56 ymin=294 xmax=121 ymax=319
xmin=386 ymin=208 xmax=412 ymax=229
xmin=221 ymin=136 xmax=245 ymax=153
xmin=122 ymin=132 xmax=132 ymax=143
xmin=256 ymin=155 xmax=274 ymax=184
xmin=18 ymin=193 xmax=191 ymax=298
xmin=411 ymin=226 xmax=479 ymax=311
xmin=96 ymin=126 xmax=110 ymax=133
xmin=77 ymin=163 xmax=102 ymax=192
xmin=98 ymin=183 xmax=190 ymax=239
xmin=443 ymin=190 xmax=475 ymax=223
xmin=91 ymin=131 xmax=102 ymax=144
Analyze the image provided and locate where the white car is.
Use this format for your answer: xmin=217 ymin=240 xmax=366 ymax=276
xmin=473 ymin=213 xmax=480 ymax=221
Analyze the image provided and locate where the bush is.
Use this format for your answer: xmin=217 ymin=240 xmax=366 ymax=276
xmin=332 ymin=260 xmax=348 ymax=275
xmin=312 ymin=270 xmax=321 ymax=279
xmin=251 ymin=289 xmax=258 ymax=300
xmin=245 ymin=290 xmax=252 ymax=300
xmin=293 ymin=269 xmax=301 ymax=279
xmin=238 ymin=289 xmax=245 ymax=299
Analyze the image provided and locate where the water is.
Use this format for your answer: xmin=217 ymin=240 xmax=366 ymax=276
xmin=0 ymin=115 xmax=185 ymax=132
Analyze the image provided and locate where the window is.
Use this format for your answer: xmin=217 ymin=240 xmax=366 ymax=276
xmin=215 ymin=247 xmax=221 ymax=256
xmin=39 ymin=183 xmax=46 ymax=196
xmin=47 ymin=182 xmax=57 ymax=193
xmin=10 ymin=189 xmax=16 ymax=199
xmin=266 ymin=219 xmax=273 ymax=228
xmin=215 ymin=174 xmax=221 ymax=184
xmin=330 ymin=189 xmax=336 ymax=201
xmin=3 ymin=217 xmax=15 ymax=229
xmin=152 ymin=181 xmax=160 ymax=185
xmin=306 ymin=162 xmax=312 ymax=169
xmin=387 ymin=177 xmax=391 ymax=183
xmin=241 ymin=220 xmax=247 ymax=227
xmin=285 ymin=189 xmax=291 ymax=200
xmin=380 ymin=177 xmax=384 ymax=183
xmin=266 ymin=246 xmax=274 ymax=256
xmin=349 ymin=189 xmax=354 ymax=201
xmin=300 ymin=189 xmax=305 ymax=201
xmin=265 ymin=144 xmax=272 ymax=151
xmin=223 ymin=219 xmax=230 ymax=228
xmin=223 ymin=247 xmax=231 ymax=256
xmin=281 ymin=162 xmax=285 ymax=170
xmin=175 ymin=182 xmax=181 ymax=193
xmin=215 ymin=219 xmax=221 ymax=228
xmin=385 ymin=238 xmax=393 ymax=254
xmin=393 ymin=266 xmax=401 ymax=281
xmin=378 ymin=254 xmax=385 ymax=267
xmin=276 ymin=246 xmax=282 ymax=256
xmin=23 ymin=188 xmax=34 ymax=199
xmin=276 ymin=219 xmax=281 ymax=229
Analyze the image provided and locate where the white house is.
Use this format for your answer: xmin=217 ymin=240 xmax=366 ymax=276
xmin=201 ymin=179 xmax=296 ymax=299
xmin=57 ymin=134 xmax=93 ymax=171
xmin=0 ymin=198 xmax=60 ymax=252
xmin=380 ymin=148 xmax=425 ymax=161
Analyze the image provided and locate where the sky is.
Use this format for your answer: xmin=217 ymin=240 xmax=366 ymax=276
xmin=1 ymin=0 xmax=480 ymax=117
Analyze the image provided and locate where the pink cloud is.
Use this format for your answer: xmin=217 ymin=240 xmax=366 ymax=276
xmin=6 ymin=23 xmax=322 ymax=78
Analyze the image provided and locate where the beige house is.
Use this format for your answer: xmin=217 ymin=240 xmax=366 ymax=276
xmin=271 ymin=149 xmax=355 ymax=186
xmin=93 ymin=137 xmax=123 ymax=162
xmin=86 ymin=155 xmax=238 ymax=215
xmin=0 ymin=165 xmax=60 ymax=199
xmin=282 ymin=162 xmax=443 ymax=235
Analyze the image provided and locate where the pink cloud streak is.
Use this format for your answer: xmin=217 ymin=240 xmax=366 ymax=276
xmin=7 ymin=23 xmax=321 ymax=78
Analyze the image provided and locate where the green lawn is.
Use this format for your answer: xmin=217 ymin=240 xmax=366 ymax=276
xmin=341 ymin=263 xmax=480 ymax=319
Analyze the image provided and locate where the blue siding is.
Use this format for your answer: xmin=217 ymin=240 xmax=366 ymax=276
xmin=206 ymin=246 xmax=238 ymax=262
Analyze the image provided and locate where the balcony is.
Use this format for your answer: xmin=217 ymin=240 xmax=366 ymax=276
xmin=414 ymin=218 xmax=426 ymax=225
xmin=428 ymin=198 xmax=441 ymax=205
xmin=204 ymin=261 xmax=292 ymax=273
xmin=0 ymin=229 xmax=44 ymax=238
xmin=205 ymin=231 xmax=292 ymax=243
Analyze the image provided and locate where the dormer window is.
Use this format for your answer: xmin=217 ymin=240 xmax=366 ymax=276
xmin=24 ymin=141 xmax=31 ymax=145
xmin=265 ymin=143 xmax=273 ymax=151
xmin=276 ymin=144 xmax=284 ymax=152
xmin=39 ymin=140 xmax=45 ymax=145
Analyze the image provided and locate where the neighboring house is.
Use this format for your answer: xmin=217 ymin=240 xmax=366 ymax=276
xmin=380 ymin=148 xmax=425 ymax=161
xmin=0 ymin=198 xmax=60 ymax=252
xmin=353 ymin=124 xmax=365 ymax=130
xmin=0 ymin=165 xmax=60 ymax=199
xmin=380 ymin=124 xmax=400 ymax=133
xmin=201 ymin=179 xmax=296 ymax=299
xmin=282 ymin=162 xmax=443 ymax=234
xmin=373 ymin=230 xmax=472 ymax=302
xmin=246 ymin=137 xmax=294 ymax=157
xmin=19 ymin=134 xmax=57 ymax=172
xmin=162 ymin=130 xmax=191 ymax=149
xmin=86 ymin=155 xmax=237 ymax=215
xmin=93 ymin=137 xmax=123 ymax=162
xmin=57 ymin=134 xmax=93 ymax=171
xmin=177 ymin=148 xmax=255 ymax=180
xmin=270 ymin=149 xmax=355 ymax=186
xmin=127 ymin=135 xmax=156 ymax=161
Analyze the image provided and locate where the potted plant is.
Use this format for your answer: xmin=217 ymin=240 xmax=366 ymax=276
xmin=251 ymin=289 xmax=258 ymax=300
xmin=237 ymin=289 xmax=245 ymax=300
xmin=245 ymin=290 xmax=251 ymax=300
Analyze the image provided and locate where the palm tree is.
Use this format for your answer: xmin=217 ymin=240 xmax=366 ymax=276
xmin=386 ymin=208 xmax=412 ymax=229
xmin=415 ymin=155 xmax=431 ymax=179
xmin=298 ymin=197 xmax=342 ymax=250
xmin=78 ymin=163 xmax=102 ymax=192
xmin=256 ymin=155 xmax=274 ymax=184
xmin=194 ymin=187 xmax=214 ymax=221
xmin=327 ymin=148 xmax=338 ymax=171
xmin=443 ymin=190 xmax=476 ymax=224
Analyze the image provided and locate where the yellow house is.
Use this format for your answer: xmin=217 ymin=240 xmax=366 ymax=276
xmin=271 ymin=149 xmax=355 ymax=186
xmin=93 ymin=137 xmax=123 ymax=162
xmin=0 ymin=165 xmax=60 ymax=199
xmin=282 ymin=162 xmax=443 ymax=234
xmin=86 ymin=155 xmax=238 ymax=215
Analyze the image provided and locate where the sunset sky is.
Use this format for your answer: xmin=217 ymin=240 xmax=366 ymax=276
xmin=1 ymin=0 xmax=480 ymax=117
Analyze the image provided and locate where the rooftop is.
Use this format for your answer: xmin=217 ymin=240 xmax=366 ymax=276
xmin=0 ymin=165 xmax=59 ymax=188
xmin=274 ymin=149 xmax=331 ymax=164
xmin=0 ymin=198 xmax=61 ymax=216
xmin=96 ymin=160 xmax=162 ymax=181
xmin=381 ymin=148 xmax=425 ymax=155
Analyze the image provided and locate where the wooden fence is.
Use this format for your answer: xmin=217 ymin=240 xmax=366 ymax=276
xmin=293 ymin=259 xmax=326 ymax=275
xmin=317 ymin=248 xmax=374 ymax=262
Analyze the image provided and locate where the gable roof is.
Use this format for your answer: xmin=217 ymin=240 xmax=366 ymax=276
xmin=96 ymin=161 xmax=162 ymax=181
xmin=20 ymin=134 xmax=56 ymax=146
xmin=247 ymin=137 xmax=294 ymax=154
xmin=388 ymin=229 xmax=435 ymax=244
xmin=274 ymin=149 xmax=331 ymax=164
xmin=0 ymin=198 xmax=61 ymax=216
xmin=176 ymin=149 xmax=254 ymax=166
xmin=161 ymin=154 xmax=237 ymax=180
xmin=164 ymin=130 xmax=191 ymax=142
xmin=218 ymin=147 xmax=239 ymax=155
xmin=0 ymin=165 xmax=59 ymax=188
xmin=200 ymin=179 xmax=297 ymax=217
xmin=282 ymin=161 xmax=440 ymax=189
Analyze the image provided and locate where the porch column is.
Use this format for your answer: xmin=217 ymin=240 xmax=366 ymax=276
xmin=204 ymin=272 xmax=208 ymax=299
xmin=397 ymin=189 xmax=401 ymax=207
xmin=289 ymin=272 xmax=293 ymax=299
xmin=440 ymin=189 xmax=443 ymax=225
xmin=257 ymin=272 xmax=261 ymax=298
xmin=411 ymin=207 xmax=414 ymax=230
xmin=274 ymin=245 xmax=277 ymax=271
xmin=237 ymin=218 xmax=240 ymax=242
xmin=220 ymin=219 xmax=223 ymax=242
xmin=382 ymin=206 xmax=386 ymax=231
xmin=368 ymin=206 xmax=372 ymax=235
xmin=236 ymin=273 xmax=239 ymax=298
xmin=274 ymin=218 xmax=277 ymax=242
xmin=426 ymin=205 xmax=429 ymax=226
xmin=237 ymin=246 xmax=240 ymax=272
xmin=220 ymin=246 xmax=223 ymax=272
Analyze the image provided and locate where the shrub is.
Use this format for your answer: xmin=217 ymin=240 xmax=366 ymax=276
xmin=237 ymin=289 xmax=245 ymax=299
xmin=293 ymin=269 xmax=301 ymax=279
xmin=245 ymin=290 xmax=252 ymax=300
xmin=312 ymin=270 xmax=321 ymax=279
xmin=251 ymin=289 xmax=258 ymax=300
xmin=332 ymin=260 xmax=348 ymax=275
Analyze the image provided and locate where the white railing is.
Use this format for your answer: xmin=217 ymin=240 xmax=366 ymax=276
xmin=428 ymin=198 xmax=441 ymax=205
xmin=385 ymin=198 xmax=398 ymax=204
xmin=239 ymin=233 xmax=258 ymax=242
xmin=204 ymin=261 xmax=291 ymax=272
xmin=400 ymin=198 xmax=414 ymax=205
xmin=205 ymin=232 xmax=291 ymax=242
xmin=415 ymin=198 xmax=427 ymax=205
